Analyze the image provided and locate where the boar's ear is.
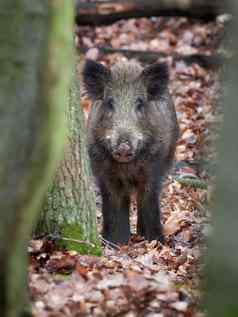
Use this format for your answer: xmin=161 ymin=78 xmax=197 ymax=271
xmin=82 ymin=59 xmax=111 ymax=100
xmin=141 ymin=63 xmax=169 ymax=100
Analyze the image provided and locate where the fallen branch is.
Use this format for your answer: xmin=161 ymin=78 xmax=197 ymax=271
xmin=174 ymin=173 xmax=208 ymax=189
xmin=78 ymin=46 xmax=226 ymax=68
xmin=75 ymin=0 xmax=227 ymax=26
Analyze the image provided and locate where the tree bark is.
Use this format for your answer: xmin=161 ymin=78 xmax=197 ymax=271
xmin=36 ymin=70 xmax=101 ymax=255
xmin=75 ymin=0 xmax=226 ymax=26
xmin=0 ymin=1 xmax=73 ymax=317
xmin=206 ymin=1 xmax=238 ymax=317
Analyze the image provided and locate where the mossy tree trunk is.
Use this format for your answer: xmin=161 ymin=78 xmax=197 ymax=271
xmin=206 ymin=1 xmax=238 ymax=317
xmin=36 ymin=71 xmax=101 ymax=255
xmin=0 ymin=1 xmax=73 ymax=317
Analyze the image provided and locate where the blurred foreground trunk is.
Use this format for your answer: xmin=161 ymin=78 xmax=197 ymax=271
xmin=0 ymin=1 xmax=73 ymax=317
xmin=75 ymin=0 xmax=226 ymax=26
xmin=36 ymin=71 xmax=101 ymax=255
xmin=206 ymin=1 xmax=238 ymax=317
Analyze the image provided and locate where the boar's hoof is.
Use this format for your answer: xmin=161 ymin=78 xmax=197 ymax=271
xmin=103 ymin=231 xmax=130 ymax=246
xmin=144 ymin=231 xmax=165 ymax=244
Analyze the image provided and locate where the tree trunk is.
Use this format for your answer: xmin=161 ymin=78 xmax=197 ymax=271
xmin=206 ymin=1 xmax=238 ymax=317
xmin=36 ymin=70 xmax=101 ymax=255
xmin=0 ymin=1 xmax=73 ymax=317
xmin=75 ymin=0 xmax=226 ymax=26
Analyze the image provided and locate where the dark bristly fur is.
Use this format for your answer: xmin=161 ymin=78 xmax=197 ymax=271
xmin=82 ymin=59 xmax=111 ymax=99
xmin=82 ymin=59 xmax=179 ymax=244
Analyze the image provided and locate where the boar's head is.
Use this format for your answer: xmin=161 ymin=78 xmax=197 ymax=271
xmin=82 ymin=59 xmax=169 ymax=163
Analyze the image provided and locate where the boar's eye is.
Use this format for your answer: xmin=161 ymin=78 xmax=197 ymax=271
xmin=105 ymin=97 xmax=114 ymax=112
xmin=135 ymin=97 xmax=145 ymax=113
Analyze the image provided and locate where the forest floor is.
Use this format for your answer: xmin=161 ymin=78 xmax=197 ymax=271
xmin=29 ymin=16 xmax=223 ymax=317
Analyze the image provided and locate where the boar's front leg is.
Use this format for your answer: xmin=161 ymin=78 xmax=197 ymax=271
xmin=137 ymin=180 xmax=164 ymax=243
xmin=100 ymin=181 xmax=130 ymax=244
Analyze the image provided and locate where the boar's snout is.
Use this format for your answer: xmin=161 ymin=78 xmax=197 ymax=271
xmin=112 ymin=141 xmax=134 ymax=163
xmin=108 ymin=129 xmax=144 ymax=163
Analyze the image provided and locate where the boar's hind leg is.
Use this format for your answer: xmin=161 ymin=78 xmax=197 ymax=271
xmin=100 ymin=182 xmax=130 ymax=244
xmin=137 ymin=183 xmax=164 ymax=243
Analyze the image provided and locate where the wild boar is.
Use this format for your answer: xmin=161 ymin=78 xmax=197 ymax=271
xmin=82 ymin=59 xmax=179 ymax=244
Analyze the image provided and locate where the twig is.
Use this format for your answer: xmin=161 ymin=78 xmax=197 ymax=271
xmin=99 ymin=235 xmax=121 ymax=250
xmin=60 ymin=237 xmax=96 ymax=248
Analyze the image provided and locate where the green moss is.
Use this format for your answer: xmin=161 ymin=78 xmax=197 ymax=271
xmin=57 ymin=223 xmax=102 ymax=255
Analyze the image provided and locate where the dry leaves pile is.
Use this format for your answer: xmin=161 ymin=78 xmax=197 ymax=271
xmin=29 ymin=17 xmax=222 ymax=317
